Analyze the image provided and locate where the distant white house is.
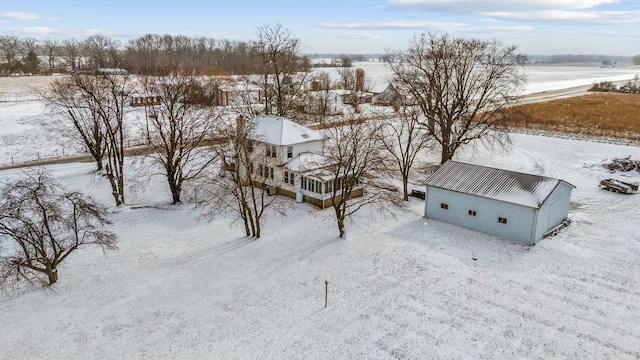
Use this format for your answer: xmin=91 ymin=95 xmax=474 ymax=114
xmin=242 ymin=115 xmax=363 ymax=208
xmin=424 ymin=161 xmax=575 ymax=245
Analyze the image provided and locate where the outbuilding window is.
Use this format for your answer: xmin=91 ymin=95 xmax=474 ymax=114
xmin=468 ymin=210 xmax=477 ymax=216
xmin=440 ymin=203 xmax=448 ymax=210
xmin=498 ymin=217 xmax=508 ymax=224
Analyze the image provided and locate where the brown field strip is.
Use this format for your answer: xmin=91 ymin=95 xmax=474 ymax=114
xmin=506 ymin=93 xmax=640 ymax=141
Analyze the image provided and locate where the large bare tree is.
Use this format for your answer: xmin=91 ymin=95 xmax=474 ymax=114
xmin=83 ymin=34 xmax=120 ymax=69
xmin=254 ymin=23 xmax=308 ymax=117
xmin=62 ymin=38 xmax=82 ymax=71
xmin=198 ymin=116 xmax=287 ymax=238
xmin=379 ymin=105 xmax=433 ymax=201
xmin=323 ymin=116 xmax=405 ymax=238
xmin=0 ymin=35 xmax=20 ymax=73
xmin=139 ymin=73 xmax=222 ymax=204
xmin=42 ymin=38 xmax=59 ymax=71
xmin=44 ymin=77 xmax=108 ymax=171
xmin=387 ymin=33 xmax=526 ymax=164
xmin=64 ymin=72 xmax=131 ymax=206
xmin=0 ymin=169 xmax=116 ymax=288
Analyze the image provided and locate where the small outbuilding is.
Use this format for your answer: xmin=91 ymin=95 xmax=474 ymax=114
xmin=424 ymin=161 xmax=575 ymax=245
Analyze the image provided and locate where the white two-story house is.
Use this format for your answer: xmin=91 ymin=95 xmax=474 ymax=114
xmin=244 ymin=114 xmax=363 ymax=208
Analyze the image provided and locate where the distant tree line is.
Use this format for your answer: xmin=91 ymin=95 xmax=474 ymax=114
xmin=0 ymin=33 xmax=312 ymax=76
xmin=528 ymin=54 xmax=635 ymax=65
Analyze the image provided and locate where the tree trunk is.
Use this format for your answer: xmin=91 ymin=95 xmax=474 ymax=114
xmin=402 ymin=175 xmax=409 ymax=201
xmin=46 ymin=266 xmax=58 ymax=284
xmin=167 ymin=173 xmax=181 ymax=204
xmin=441 ymin=145 xmax=453 ymax=164
xmin=338 ymin=217 xmax=346 ymax=238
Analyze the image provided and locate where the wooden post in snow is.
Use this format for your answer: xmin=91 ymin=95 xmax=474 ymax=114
xmin=324 ymin=280 xmax=329 ymax=308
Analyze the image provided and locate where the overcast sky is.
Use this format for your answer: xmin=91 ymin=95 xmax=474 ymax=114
xmin=1 ymin=0 xmax=639 ymax=56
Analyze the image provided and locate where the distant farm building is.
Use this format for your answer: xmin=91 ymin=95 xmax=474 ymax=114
xmin=601 ymin=60 xmax=617 ymax=68
xmin=130 ymin=96 xmax=162 ymax=107
xmin=217 ymin=84 xmax=262 ymax=106
xmin=424 ymin=161 xmax=575 ymax=245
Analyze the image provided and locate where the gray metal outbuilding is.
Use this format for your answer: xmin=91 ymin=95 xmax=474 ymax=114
xmin=424 ymin=161 xmax=575 ymax=245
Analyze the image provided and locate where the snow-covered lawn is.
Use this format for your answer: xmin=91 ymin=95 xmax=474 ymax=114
xmin=1 ymin=133 xmax=639 ymax=359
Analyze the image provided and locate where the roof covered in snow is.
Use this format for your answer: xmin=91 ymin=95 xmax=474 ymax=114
xmin=425 ymin=161 xmax=575 ymax=208
xmin=250 ymin=115 xmax=323 ymax=146
xmin=284 ymin=152 xmax=328 ymax=172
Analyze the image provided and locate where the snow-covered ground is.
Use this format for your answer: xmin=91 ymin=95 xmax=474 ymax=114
xmin=1 ymin=68 xmax=640 ymax=359
xmin=1 ymin=133 xmax=639 ymax=359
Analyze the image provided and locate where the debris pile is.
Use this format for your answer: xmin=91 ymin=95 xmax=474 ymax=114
xmin=603 ymin=156 xmax=640 ymax=172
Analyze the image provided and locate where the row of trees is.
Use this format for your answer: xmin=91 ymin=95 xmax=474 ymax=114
xmin=1 ymin=28 xmax=525 ymax=288
xmin=0 ymin=30 xmax=312 ymax=76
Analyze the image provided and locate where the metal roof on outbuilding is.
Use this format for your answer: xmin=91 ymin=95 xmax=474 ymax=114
xmin=424 ymin=161 xmax=575 ymax=209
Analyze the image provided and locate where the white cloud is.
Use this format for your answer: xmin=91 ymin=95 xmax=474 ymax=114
xmin=1 ymin=11 xmax=40 ymax=20
xmin=388 ymin=0 xmax=620 ymax=12
xmin=0 ymin=26 xmax=59 ymax=35
xmin=489 ymin=10 xmax=640 ymax=24
xmin=317 ymin=21 xmax=531 ymax=34
xmin=317 ymin=21 xmax=467 ymax=30
xmin=386 ymin=0 xmax=640 ymax=25
xmin=330 ymin=32 xmax=383 ymax=40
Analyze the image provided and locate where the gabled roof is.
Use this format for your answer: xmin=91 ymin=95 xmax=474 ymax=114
xmin=284 ymin=152 xmax=328 ymax=172
xmin=250 ymin=115 xmax=323 ymax=146
xmin=424 ymin=161 xmax=575 ymax=209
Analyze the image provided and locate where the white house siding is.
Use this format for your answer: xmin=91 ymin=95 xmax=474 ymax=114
xmin=425 ymin=187 xmax=538 ymax=245
xmin=278 ymin=140 xmax=323 ymax=163
xmin=532 ymin=182 xmax=574 ymax=241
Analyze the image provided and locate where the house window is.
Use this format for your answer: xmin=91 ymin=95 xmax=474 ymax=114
xmin=440 ymin=203 xmax=448 ymax=210
xmin=266 ymin=144 xmax=276 ymax=158
xmin=284 ymin=171 xmax=289 ymax=184
xmin=260 ymin=165 xmax=274 ymax=180
xmin=289 ymin=173 xmax=295 ymax=185
xmin=325 ymin=181 xmax=333 ymax=193
xmin=498 ymin=217 xmax=508 ymax=224
xmin=468 ymin=210 xmax=477 ymax=216
xmin=287 ymin=146 xmax=293 ymax=159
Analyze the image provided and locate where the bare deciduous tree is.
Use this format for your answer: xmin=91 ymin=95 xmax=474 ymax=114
xmin=19 ymin=37 xmax=38 ymax=57
xmin=44 ymin=77 xmax=108 ymax=171
xmin=387 ymin=32 xmax=526 ymax=164
xmin=139 ymin=73 xmax=222 ymax=204
xmin=0 ymin=35 xmax=20 ymax=73
xmin=379 ymin=105 xmax=433 ymax=201
xmin=63 ymin=72 xmax=131 ymax=205
xmin=0 ymin=169 xmax=116 ymax=288
xmin=337 ymin=67 xmax=372 ymax=114
xmin=323 ymin=116 xmax=405 ymax=237
xmin=83 ymin=34 xmax=120 ymax=69
xmin=198 ymin=116 xmax=287 ymax=238
xmin=255 ymin=23 xmax=308 ymax=117
xmin=62 ymin=38 xmax=81 ymax=71
xmin=43 ymin=38 xmax=59 ymax=70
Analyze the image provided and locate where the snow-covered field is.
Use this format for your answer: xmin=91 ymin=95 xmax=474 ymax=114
xmin=1 ymin=68 xmax=640 ymax=359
